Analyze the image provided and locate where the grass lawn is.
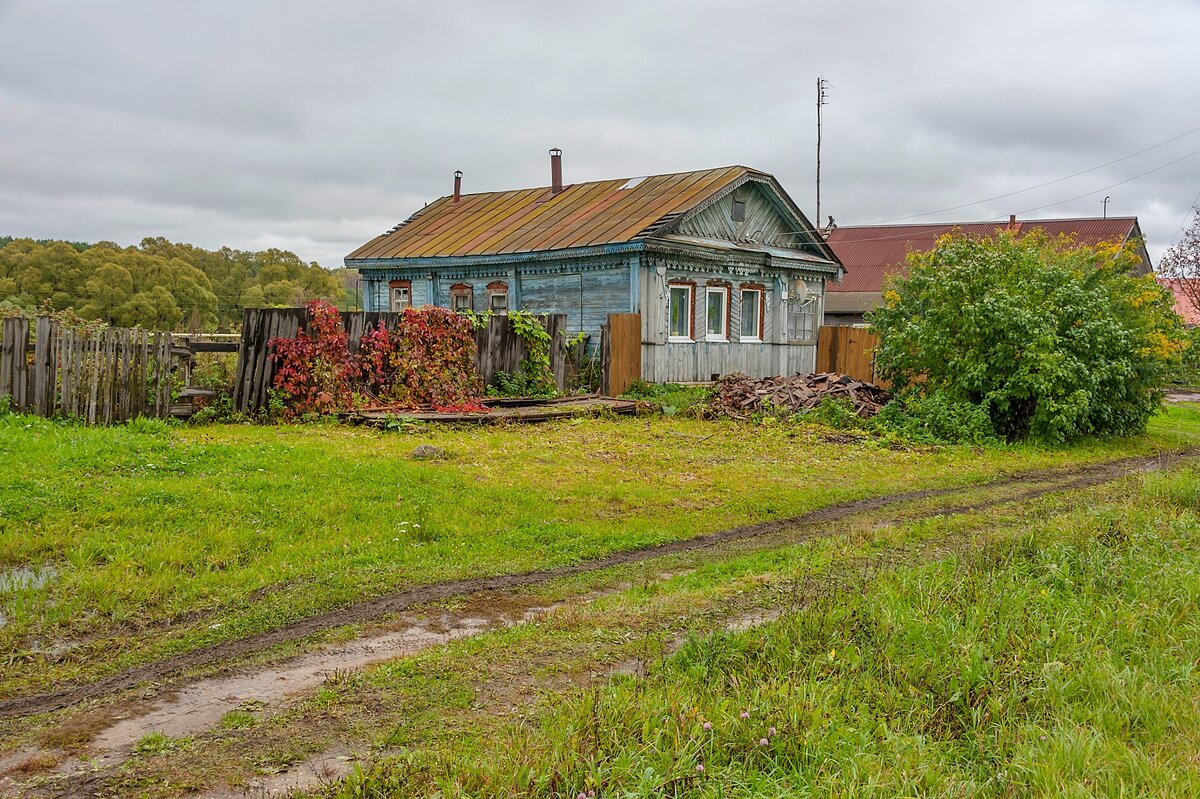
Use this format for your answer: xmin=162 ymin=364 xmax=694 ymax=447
xmin=2 ymin=405 xmax=1199 ymax=700
xmin=320 ymin=462 xmax=1200 ymax=798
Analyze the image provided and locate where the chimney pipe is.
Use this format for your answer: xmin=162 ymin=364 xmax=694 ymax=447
xmin=550 ymin=148 xmax=563 ymax=194
xmin=453 ymin=170 xmax=463 ymax=203
xmin=1008 ymin=214 xmax=1016 ymax=228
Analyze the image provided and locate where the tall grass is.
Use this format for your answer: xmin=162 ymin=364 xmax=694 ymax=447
xmin=335 ymin=468 xmax=1200 ymax=797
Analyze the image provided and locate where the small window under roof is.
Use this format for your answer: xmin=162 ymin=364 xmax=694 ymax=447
xmin=620 ymin=176 xmax=647 ymax=190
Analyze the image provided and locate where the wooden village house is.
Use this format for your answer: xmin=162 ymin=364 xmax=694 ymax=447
xmin=345 ymin=150 xmax=844 ymax=382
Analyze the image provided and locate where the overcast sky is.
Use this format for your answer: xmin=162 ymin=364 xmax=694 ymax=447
xmin=1 ymin=0 xmax=1198 ymax=268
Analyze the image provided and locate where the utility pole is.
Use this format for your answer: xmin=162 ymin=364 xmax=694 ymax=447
xmin=816 ymin=77 xmax=831 ymax=232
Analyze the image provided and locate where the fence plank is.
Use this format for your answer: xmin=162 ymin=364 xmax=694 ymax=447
xmin=816 ymin=326 xmax=887 ymax=387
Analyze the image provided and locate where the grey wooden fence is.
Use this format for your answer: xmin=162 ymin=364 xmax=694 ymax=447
xmin=232 ymin=308 xmax=568 ymax=413
xmin=0 ymin=317 xmax=175 ymax=422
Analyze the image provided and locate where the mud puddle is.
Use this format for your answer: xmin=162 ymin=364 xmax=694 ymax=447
xmin=88 ymin=601 xmax=557 ymax=755
xmin=196 ymin=747 xmax=357 ymax=799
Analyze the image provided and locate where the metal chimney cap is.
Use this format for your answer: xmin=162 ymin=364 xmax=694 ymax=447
xmin=549 ymin=147 xmax=562 ymax=156
xmin=454 ymin=169 xmax=463 ymax=178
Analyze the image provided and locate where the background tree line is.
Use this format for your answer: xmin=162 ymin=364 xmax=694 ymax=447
xmin=0 ymin=235 xmax=358 ymax=331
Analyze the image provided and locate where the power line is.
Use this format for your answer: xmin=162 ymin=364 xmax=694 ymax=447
xmin=1011 ymin=147 xmax=1200 ymax=216
xmin=1167 ymin=186 xmax=1200 ymax=249
xmin=872 ymin=125 xmax=1200 ymax=224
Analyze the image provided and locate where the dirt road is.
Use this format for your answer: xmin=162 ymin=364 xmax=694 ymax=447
xmin=1 ymin=449 xmax=1189 ymax=723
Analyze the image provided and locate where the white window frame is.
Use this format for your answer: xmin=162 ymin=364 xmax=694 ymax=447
xmin=705 ymin=285 xmax=729 ymax=342
xmin=668 ymin=283 xmax=694 ymax=342
xmin=740 ymin=287 xmax=763 ymax=342
xmin=390 ymin=285 xmax=412 ymax=312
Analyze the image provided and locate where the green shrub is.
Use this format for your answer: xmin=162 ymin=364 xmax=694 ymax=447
xmin=873 ymin=390 xmax=999 ymax=445
xmin=869 ymin=230 xmax=1186 ymax=443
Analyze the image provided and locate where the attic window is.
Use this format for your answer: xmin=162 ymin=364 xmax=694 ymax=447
xmin=731 ymin=198 xmax=746 ymax=222
xmin=620 ymin=176 xmax=647 ymax=190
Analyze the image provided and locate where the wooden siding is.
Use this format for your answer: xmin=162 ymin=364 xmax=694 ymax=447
xmin=641 ymin=341 xmax=815 ymax=383
xmin=521 ymin=268 xmax=630 ymax=336
xmin=675 ymin=181 xmax=797 ymax=245
xmin=366 ymin=267 xmax=631 ymax=339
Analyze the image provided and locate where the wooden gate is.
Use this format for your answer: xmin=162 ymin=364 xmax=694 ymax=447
xmin=816 ymin=325 xmax=887 ymax=387
xmin=602 ymin=313 xmax=641 ymax=397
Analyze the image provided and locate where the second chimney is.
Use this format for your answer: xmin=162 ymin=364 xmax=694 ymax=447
xmin=550 ymin=148 xmax=563 ymax=194
xmin=453 ymin=170 xmax=463 ymax=203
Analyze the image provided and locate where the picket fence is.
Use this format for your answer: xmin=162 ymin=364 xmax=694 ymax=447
xmin=0 ymin=317 xmax=176 ymax=422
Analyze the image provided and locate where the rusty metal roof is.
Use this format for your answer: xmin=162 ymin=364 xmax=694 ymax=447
xmin=826 ymin=217 xmax=1143 ymax=293
xmin=347 ymin=166 xmax=756 ymax=260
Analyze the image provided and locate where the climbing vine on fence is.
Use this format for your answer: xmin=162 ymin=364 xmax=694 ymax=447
xmin=358 ymin=307 xmax=484 ymax=410
xmin=272 ymin=300 xmax=485 ymax=416
xmin=271 ymin=300 xmax=355 ymax=417
xmin=507 ymin=311 xmax=556 ymax=397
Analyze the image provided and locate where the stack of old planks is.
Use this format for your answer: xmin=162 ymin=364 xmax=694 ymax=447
xmin=708 ymin=372 xmax=890 ymax=419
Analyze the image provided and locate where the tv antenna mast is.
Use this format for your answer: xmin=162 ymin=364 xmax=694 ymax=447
xmin=816 ymin=77 xmax=831 ymax=231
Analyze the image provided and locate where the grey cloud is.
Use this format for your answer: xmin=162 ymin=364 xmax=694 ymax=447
xmin=0 ymin=0 xmax=1197 ymax=268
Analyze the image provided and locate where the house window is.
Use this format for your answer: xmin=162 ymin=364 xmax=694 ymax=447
xmin=450 ymin=284 xmax=473 ymax=313
xmin=787 ymin=279 xmax=817 ymax=343
xmin=740 ymin=287 xmax=763 ymax=341
xmin=486 ymin=281 xmax=509 ymax=313
xmin=731 ymin=197 xmax=746 ymax=222
xmin=388 ymin=280 xmax=412 ymax=312
xmin=668 ymin=283 xmax=693 ymax=340
xmin=706 ymin=285 xmax=729 ymax=341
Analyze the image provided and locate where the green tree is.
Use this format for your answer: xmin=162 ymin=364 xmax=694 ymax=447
xmin=80 ymin=262 xmax=133 ymax=324
xmin=869 ymin=230 xmax=1185 ymax=443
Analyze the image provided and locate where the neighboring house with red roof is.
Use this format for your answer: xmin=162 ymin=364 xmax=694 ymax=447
xmin=1159 ymin=278 xmax=1200 ymax=327
xmin=346 ymin=151 xmax=843 ymax=382
xmin=823 ymin=216 xmax=1152 ymax=325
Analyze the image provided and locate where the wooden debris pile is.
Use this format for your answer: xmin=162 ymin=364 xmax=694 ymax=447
xmin=708 ymin=372 xmax=890 ymax=419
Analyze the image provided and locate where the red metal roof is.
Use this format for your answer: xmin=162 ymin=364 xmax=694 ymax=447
xmin=1160 ymin=278 xmax=1200 ymax=325
xmin=347 ymin=166 xmax=754 ymax=260
xmin=826 ymin=217 xmax=1143 ymax=293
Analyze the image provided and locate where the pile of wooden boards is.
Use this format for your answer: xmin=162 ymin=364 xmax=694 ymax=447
xmin=708 ymin=372 xmax=891 ymax=419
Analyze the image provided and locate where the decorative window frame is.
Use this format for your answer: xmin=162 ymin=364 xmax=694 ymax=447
xmin=486 ymin=280 xmax=509 ymax=313
xmin=450 ymin=283 xmax=473 ymax=314
xmin=738 ymin=283 xmax=765 ymax=342
xmin=667 ymin=281 xmax=695 ymax=342
xmin=388 ymin=279 xmax=412 ymax=312
xmin=704 ymin=282 xmax=731 ymax=342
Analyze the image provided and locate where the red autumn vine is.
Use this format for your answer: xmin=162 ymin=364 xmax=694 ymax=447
xmin=271 ymin=300 xmax=485 ymax=417
xmin=270 ymin=300 xmax=356 ymax=417
xmin=358 ymin=307 xmax=484 ymax=410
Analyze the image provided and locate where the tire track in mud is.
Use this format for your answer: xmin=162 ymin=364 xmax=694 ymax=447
xmin=1 ymin=449 xmax=1193 ymax=721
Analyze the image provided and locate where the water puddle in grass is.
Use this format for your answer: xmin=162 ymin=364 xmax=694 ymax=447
xmin=0 ymin=565 xmax=57 ymax=593
xmin=0 ymin=565 xmax=57 ymax=629
xmin=87 ymin=599 xmax=558 ymax=755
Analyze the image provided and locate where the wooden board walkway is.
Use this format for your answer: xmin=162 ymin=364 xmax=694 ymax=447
xmin=348 ymin=394 xmax=641 ymax=425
